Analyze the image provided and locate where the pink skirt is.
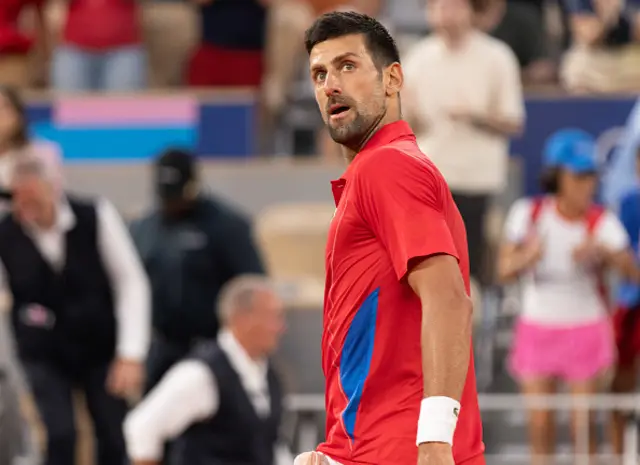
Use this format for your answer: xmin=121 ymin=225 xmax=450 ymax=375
xmin=509 ymin=317 xmax=615 ymax=382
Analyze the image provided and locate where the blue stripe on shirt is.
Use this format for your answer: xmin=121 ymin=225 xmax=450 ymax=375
xmin=339 ymin=288 xmax=379 ymax=441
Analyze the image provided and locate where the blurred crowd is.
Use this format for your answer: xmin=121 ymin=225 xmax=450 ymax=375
xmin=1 ymin=0 xmax=639 ymax=94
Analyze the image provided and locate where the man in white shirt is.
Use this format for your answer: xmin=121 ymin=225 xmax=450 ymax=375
xmin=0 ymin=154 xmax=151 ymax=465
xmin=124 ymin=274 xmax=289 ymax=465
xmin=403 ymin=0 xmax=525 ymax=284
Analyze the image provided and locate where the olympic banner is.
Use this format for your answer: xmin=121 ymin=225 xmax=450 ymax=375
xmin=24 ymin=93 xmax=640 ymax=199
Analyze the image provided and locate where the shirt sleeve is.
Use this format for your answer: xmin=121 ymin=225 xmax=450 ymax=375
xmin=493 ymin=44 xmax=525 ymax=123
xmin=123 ymin=360 xmax=219 ymax=461
xmin=503 ymin=198 xmax=533 ymax=244
xmin=96 ymin=198 xmax=151 ymax=361
xmin=353 ymin=149 xmax=458 ymax=281
xmin=596 ymin=210 xmax=631 ymax=252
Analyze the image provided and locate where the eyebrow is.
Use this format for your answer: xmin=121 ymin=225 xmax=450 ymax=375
xmin=310 ymin=52 xmax=360 ymax=73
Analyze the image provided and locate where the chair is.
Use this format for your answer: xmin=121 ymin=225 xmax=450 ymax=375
xmin=255 ymin=202 xmax=334 ymax=284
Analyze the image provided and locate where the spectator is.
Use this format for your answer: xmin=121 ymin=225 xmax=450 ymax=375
xmin=476 ymin=0 xmax=556 ymax=85
xmin=131 ymin=149 xmax=264 ymax=393
xmin=497 ymin=130 xmax=639 ymax=465
xmin=124 ymin=275 xmax=289 ymax=465
xmin=0 ymin=153 xmax=151 ymax=465
xmin=561 ymin=0 xmax=640 ymax=92
xmin=0 ymin=285 xmax=40 ymax=465
xmin=402 ymin=0 xmax=524 ymax=285
xmin=0 ymin=85 xmax=57 ymax=465
xmin=0 ymin=0 xmax=48 ymax=88
xmin=602 ymin=97 xmax=640 ymax=208
xmin=0 ymin=86 xmax=61 ymax=189
xmin=186 ymin=0 xmax=267 ymax=87
xmin=610 ymin=146 xmax=640 ymax=457
xmin=52 ymin=0 xmax=146 ymax=92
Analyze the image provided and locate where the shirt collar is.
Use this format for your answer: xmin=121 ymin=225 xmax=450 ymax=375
xmin=217 ymin=329 xmax=268 ymax=391
xmin=24 ymin=197 xmax=76 ymax=236
xmin=330 ymin=120 xmax=415 ymax=206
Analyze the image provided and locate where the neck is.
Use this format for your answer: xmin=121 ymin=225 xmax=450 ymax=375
xmin=344 ymin=111 xmax=400 ymax=163
xmin=441 ymin=28 xmax=473 ymax=49
xmin=230 ymin=329 xmax=263 ymax=361
xmin=556 ymin=196 xmax=588 ymax=220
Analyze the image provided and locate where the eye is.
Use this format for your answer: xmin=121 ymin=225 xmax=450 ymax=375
xmin=314 ymin=71 xmax=327 ymax=83
xmin=342 ymin=62 xmax=355 ymax=71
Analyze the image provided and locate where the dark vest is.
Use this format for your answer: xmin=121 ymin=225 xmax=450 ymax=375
xmin=0 ymin=197 xmax=115 ymax=374
xmin=172 ymin=342 xmax=282 ymax=465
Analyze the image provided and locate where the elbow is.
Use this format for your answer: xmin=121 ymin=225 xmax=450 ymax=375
xmin=460 ymin=294 xmax=474 ymax=329
xmin=507 ymin=120 xmax=524 ymax=137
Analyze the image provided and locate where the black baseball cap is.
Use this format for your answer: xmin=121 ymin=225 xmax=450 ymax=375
xmin=155 ymin=149 xmax=197 ymax=200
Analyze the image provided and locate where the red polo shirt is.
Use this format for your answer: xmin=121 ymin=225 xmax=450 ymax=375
xmin=0 ymin=0 xmax=43 ymax=54
xmin=62 ymin=0 xmax=141 ymax=50
xmin=317 ymin=121 xmax=485 ymax=465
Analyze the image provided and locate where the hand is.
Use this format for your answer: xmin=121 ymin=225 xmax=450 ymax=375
xmin=573 ymin=240 xmax=607 ymax=267
xmin=293 ymin=452 xmax=331 ymax=465
xmin=106 ymin=358 xmax=144 ymax=400
xmin=418 ymin=443 xmax=455 ymax=465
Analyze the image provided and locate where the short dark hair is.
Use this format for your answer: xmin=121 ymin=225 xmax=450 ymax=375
xmin=304 ymin=11 xmax=400 ymax=69
xmin=540 ymin=168 xmax=559 ymax=194
xmin=0 ymin=86 xmax=28 ymax=149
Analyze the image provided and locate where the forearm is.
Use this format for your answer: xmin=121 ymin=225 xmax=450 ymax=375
xmin=115 ymin=277 xmax=151 ymax=360
xmin=421 ymin=296 xmax=472 ymax=401
xmin=470 ymin=113 xmax=522 ymax=137
xmin=606 ymin=250 xmax=640 ymax=282
xmin=498 ymin=250 xmax=533 ymax=283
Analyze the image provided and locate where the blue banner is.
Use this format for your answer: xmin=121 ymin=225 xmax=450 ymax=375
xmin=24 ymin=94 xmax=640 ymax=198
xmin=511 ymin=96 xmax=638 ymax=196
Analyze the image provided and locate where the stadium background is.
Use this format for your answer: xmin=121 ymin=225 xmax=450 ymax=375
xmin=4 ymin=0 xmax=640 ymax=462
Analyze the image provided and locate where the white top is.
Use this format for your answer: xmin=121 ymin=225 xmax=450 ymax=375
xmin=124 ymin=330 xmax=293 ymax=464
xmin=503 ymin=197 xmax=630 ymax=326
xmin=0 ymin=197 xmax=151 ymax=360
xmin=403 ymin=31 xmax=524 ymax=194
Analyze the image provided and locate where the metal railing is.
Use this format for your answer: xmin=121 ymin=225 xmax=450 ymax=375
xmin=286 ymin=393 xmax=640 ymax=465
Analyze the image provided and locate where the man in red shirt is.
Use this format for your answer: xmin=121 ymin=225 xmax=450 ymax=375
xmin=52 ymin=0 xmax=145 ymax=91
xmin=295 ymin=12 xmax=485 ymax=465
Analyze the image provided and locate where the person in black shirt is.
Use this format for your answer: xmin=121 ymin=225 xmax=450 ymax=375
xmin=186 ymin=0 xmax=267 ymax=86
xmin=131 ymin=149 xmax=265 ymax=392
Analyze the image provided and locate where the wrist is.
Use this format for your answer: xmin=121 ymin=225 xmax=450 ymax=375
xmin=416 ymin=396 xmax=460 ymax=446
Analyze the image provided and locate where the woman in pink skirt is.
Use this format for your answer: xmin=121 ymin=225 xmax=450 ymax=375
xmin=497 ymin=130 xmax=640 ymax=465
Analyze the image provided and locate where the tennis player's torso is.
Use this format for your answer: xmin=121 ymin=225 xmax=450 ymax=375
xmin=320 ymin=175 xmax=485 ymax=465
xmin=321 ymin=177 xmax=424 ymax=463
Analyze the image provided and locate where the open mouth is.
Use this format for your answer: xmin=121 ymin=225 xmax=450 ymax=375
xmin=329 ymin=104 xmax=351 ymax=118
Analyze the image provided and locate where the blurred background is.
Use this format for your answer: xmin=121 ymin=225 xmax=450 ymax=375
xmin=2 ymin=0 xmax=640 ymax=464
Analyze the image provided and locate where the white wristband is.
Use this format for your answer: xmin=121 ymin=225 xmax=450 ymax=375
xmin=416 ymin=396 xmax=460 ymax=446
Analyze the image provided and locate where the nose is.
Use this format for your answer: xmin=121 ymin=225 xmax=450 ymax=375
xmin=323 ymin=71 xmax=342 ymax=97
